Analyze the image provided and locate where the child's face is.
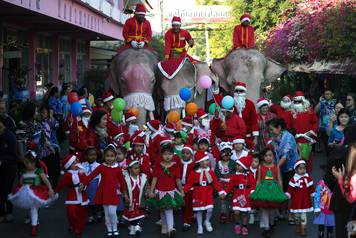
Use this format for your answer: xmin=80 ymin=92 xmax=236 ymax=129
xmin=41 ymin=109 xmax=49 ymax=119
xmin=220 ymin=149 xmax=231 ymax=161
xmin=104 ymin=150 xmax=116 ymax=164
xmin=296 ymin=164 xmax=306 ymax=175
xmin=251 ymin=157 xmax=259 ymax=169
xmin=24 ymin=158 xmax=36 ymax=170
xmin=86 ymin=150 xmax=97 ymax=163
xmin=69 ymin=159 xmax=79 ymax=170
xmin=162 ymin=151 xmax=173 ymax=162
xmin=129 ymin=163 xmax=140 ymax=175
xmin=233 ymin=143 xmax=244 ymax=151
xmin=199 ymin=159 xmax=210 ymax=168
xmin=198 ymin=142 xmax=209 ymax=152
xmin=174 ymin=137 xmax=183 ymax=145
xmin=236 ymin=164 xmax=245 ymax=172
xmin=264 ymin=150 xmax=274 ymax=164
xmin=181 ymin=149 xmax=192 ymax=161
xmin=133 ymin=144 xmax=144 ymax=155
xmin=116 ymin=150 xmax=126 ymax=162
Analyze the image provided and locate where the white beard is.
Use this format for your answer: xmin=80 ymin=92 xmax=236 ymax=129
xmin=234 ymin=93 xmax=246 ymax=116
xmin=201 ymin=118 xmax=210 ymax=131
xmin=292 ymin=103 xmax=305 ymax=113
xmin=280 ymin=101 xmax=291 ymax=110
xmin=82 ymin=117 xmax=90 ymax=128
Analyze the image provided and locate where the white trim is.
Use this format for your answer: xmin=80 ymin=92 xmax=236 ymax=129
xmin=307 ymin=181 xmax=314 ymax=187
xmin=293 ymin=96 xmax=304 ymax=101
xmin=195 ymin=156 xmax=210 ymax=164
xmin=236 ymin=159 xmax=247 ymax=170
xmin=257 ymin=100 xmax=270 ymax=109
xmin=193 ymin=204 xmax=214 ymax=211
xmin=113 ymin=133 xmax=124 ymax=140
xmin=181 ymin=121 xmax=193 ymax=127
xmin=289 ymin=207 xmax=314 ymax=213
xmin=164 ymin=94 xmax=186 ymax=111
xmin=171 ymin=21 xmax=181 ymax=25
xmin=135 ymin=12 xmax=146 ymax=15
xmin=241 ymin=17 xmax=250 ymax=22
xmin=314 ymin=208 xmax=321 ymax=213
xmin=233 ymin=206 xmax=251 ymax=212
xmin=147 ymin=122 xmax=158 ymax=132
xmin=126 ymin=116 xmax=136 ymax=122
xmin=218 ymin=190 xmax=227 ymax=196
xmin=233 ymin=139 xmax=245 ymax=144
xmin=123 ymin=214 xmax=145 ymax=222
xmin=65 ymin=200 xmax=89 ymax=205
xmin=124 ymin=93 xmax=155 ymax=112
xmin=103 ymin=95 xmax=114 ymax=103
xmin=160 ymin=139 xmax=172 ymax=145
xmin=157 ymin=57 xmax=188 ymax=80
xmin=294 ymin=160 xmax=306 ymax=170
xmin=64 ymin=156 xmax=77 ymax=170
xmin=234 ymin=86 xmax=246 ymax=91
xmin=252 ymin=131 xmax=259 ymax=137
xmin=182 ymin=147 xmax=194 ymax=155
xmin=164 ymin=127 xmax=175 ymax=133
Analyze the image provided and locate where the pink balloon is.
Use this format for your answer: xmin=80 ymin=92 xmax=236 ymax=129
xmin=198 ymin=75 xmax=212 ymax=89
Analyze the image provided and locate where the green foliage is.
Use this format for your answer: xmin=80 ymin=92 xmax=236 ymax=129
xmin=150 ymin=35 xmax=165 ymax=61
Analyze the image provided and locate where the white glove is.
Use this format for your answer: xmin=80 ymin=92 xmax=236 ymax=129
xmin=138 ymin=41 xmax=145 ymax=48
xmin=130 ymin=41 xmax=138 ymax=48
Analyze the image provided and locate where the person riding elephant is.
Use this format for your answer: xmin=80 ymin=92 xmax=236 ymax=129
xmin=233 ymin=13 xmax=254 ymax=49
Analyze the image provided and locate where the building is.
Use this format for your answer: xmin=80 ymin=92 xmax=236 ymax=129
xmin=0 ymin=0 xmax=128 ymax=100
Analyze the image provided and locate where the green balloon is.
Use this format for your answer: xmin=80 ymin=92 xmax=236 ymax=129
xmin=113 ymin=98 xmax=126 ymax=111
xmin=209 ymin=103 xmax=221 ymax=115
xmin=111 ymin=109 xmax=123 ymax=122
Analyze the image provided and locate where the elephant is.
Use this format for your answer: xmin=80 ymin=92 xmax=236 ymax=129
xmin=108 ymin=48 xmax=159 ymax=126
xmin=211 ymin=49 xmax=286 ymax=102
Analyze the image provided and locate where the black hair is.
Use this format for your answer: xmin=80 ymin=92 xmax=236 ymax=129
xmin=266 ymin=117 xmax=286 ymax=130
xmin=260 ymin=146 xmax=276 ymax=159
xmin=0 ymin=115 xmax=7 ymax=127
xmin=337 ymin=108 xmax=351 ymax=125
xmin=48 ymin=86 xmax=59 ymax=97
xmin=104 ymin=144 xmax=117 ymax=155
xmin=324 ymin=88 xmax=333 ymax=93
xmin=161 ymin=143 xmax=174 ymax=153
xmin=25 ymin=151 xmax=41 ymax=169
xmin=347 ymin=93 xmax=356 ymax=104
xmin=39 ymin=103 xmax=50 ymax=113
xmin=116 ymin=145 xmax=128 ymax=154
xmin=84 ymin=146 xmax=97 ymax=155
xmin=61 ymin=83 xmax=71 ymax=96
xmin=78 ymin=87 xmax=88 ymax=97
xmin=89 ymin=109 xmax=107 ymax=129
xmin=22 ymin=102 xmax=37 ymax=121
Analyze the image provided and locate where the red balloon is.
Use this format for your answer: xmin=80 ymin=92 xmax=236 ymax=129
xmin=68 ymin=92 xmax=79 ymax=104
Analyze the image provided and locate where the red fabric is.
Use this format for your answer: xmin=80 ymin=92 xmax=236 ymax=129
xmin=233 ymin=25 xmax=255 ymax=49
xmin=226 ymin=172 xmax=256 ymax=210
xmin=68 ymin=120 xmax=90 ymax=152
xmin=287 ymin=175 xmax=315 ymax=212
xmin=234 ymin=99 xmax=259 ymax=137
xmin=123 ymin=174 xmax=146 ymax=221
xmin=259 ymin=164 xmax=279 ymax=181
xmin=164 ymin=29 xmax=193 ymax=58
xmin=126 ymin=152 xmax=152 ymax=179
xmin=270 ymin=104 xmax=293 ymax=129
xmin=207 ymin=94 xmax=223 ymax=108
xmin=290 ymin=110 xmax=319 ymax=143
xmin=183 ymin=191 xmax=193 ymax=224
xmin=177 ymin=158 xmax=195 ymax=185
xmin=66 ymin=204 xmax=87 ymax=235
xmin=83 ymin=164 xmax=126 ymax=205
xmin=210 ymin=114 xmax=247 ymax=142
xmin=147 ymin=133 xmax=165 ymax=166
xmin=158 ymin=51 xmax=199 ymax=79
xmin=123 ymin=17 xmax=152 ymax=44
xmin=152 ymin=162 xmax=181 ymax=191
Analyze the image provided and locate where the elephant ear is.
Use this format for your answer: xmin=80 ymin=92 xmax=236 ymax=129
xmin=264 ymin=58 xmax=287 ymax=86
xmin=211 ymin=58 xmax=228 ymax=92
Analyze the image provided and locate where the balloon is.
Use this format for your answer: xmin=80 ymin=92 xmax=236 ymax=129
xmin=208 ymin=103 xmax=221 ymax=115
xmin=68 ymin=92 xmax=79 ymax=104
xmin=222 ymin=96 xmax=234 ymax=109
xmin=128 ymin=107 xmax=140 ymax=117
xmin=186 ymin=102 xmax=198 ymax=116
xmin=198 ymin=75 xmax=212 ymax=89
xmin=167 ymin=111 xmax=180 ymax=123
xmin=111 ymin=109 xmax=123 ymax=122
xmin=113 ymin=98 xmax=126 ymax=111
xmin=179 ymin=88 xmax=191 ymax=102
xmin=70 ymin=102 xmax=82 ymax=116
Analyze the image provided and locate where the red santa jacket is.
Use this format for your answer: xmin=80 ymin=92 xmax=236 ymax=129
xmin=233 ymin=25 xmax=255 ymax=49
xmin=147 ymin=132 xmax=165 ymax=166
xmin=210 ymin=114 xmax=247 ymax=142
xmin=177 ymin=158 xmax=195 ymax=186
xmin=290 ymin=110 xmax=318 ymax=144
xmin=123 ymin=17 xmax=152 ymax=44
xmin=287 ymin=173 xmax=315 ymax=212
xmin=164 ymin=29 xmax=193 ymax=59
xmin=54 ymin=170 xmax=89 ymax=205
xmin=234 ymin=99 xmax=259 ymax=137
xmin=126 ymin=151 xmax=151 ymax=178
xmin=270 ymin=104 xmax=292 ymax=129
xmin=68 ymin=120 xmax=89 ymax=152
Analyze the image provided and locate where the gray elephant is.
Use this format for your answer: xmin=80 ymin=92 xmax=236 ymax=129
xmin=108 ymin=48 xmax=159 ymax=126
xmin=211 ymin=49 xmax=286 ymax=102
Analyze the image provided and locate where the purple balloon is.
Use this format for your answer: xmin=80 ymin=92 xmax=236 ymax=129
xmin=198 ymin=75 xmax=212 ymax=89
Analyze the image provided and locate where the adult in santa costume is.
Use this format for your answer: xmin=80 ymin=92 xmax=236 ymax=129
xmin=121 ymin=3 xmax=152 ymax=51
xmin=233 ymin=14 xmax=254 ymax=49
xmin=233 ymin=82 xmax=259 ymax=148
xmin=270 ymin=94 xmax=293 ymax=129
xmin=164 ymin=16 xmax=194 ymax=60
xmin=290 ymin=91 xmax=318 ymax=173
xmin=256 ymin=98 xmax=276 ymax=152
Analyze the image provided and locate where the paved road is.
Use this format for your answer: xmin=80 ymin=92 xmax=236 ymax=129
xmin=0 ymin=152 xmax=326 ymax=238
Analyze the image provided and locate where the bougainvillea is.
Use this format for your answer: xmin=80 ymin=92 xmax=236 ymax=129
xmin=263 ymin=0 xmax=356 ymax=64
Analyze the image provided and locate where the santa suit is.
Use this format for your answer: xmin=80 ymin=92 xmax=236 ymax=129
xmin=126 ymin=152 xmax=151 ymax=179
xmin=123 ymin=17 xmax=152 ymax=45
xmin=54 ymin=170 xmax=89 ymax=234
xmin=122 ymin=173 xmax=147 ymax=222
xmin=231 ymin=149 xmax=249 ymax=162
xmin=68 ymin=119 xmax=90 ymax=156
xmin=177 ymin=158 xmax=195 ymax=225
xmin=147 ymin=132 xmax=164 ymax=166
xmin=233 ymin=25 xmax=254 ymax=49
xmin=184 ymin=168 xmax=225 ymax=211
xmin=210 ymin=114 xmax=247 ymax=142
xmin=164 ymin=29 xmax=193 ymax=59
xmin=270 ymin=104 xmax=292 ymax=129
xmin=287 ymin=173 xmax=315 ymax=213
xmin=225 ymin=171 xmax=256 ymax=211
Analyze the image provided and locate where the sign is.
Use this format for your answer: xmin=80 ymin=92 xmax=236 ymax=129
xmin=164 ymin=5 xmax=233 ymax=24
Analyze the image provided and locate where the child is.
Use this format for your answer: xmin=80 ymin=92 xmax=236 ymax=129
xmin=148 ymin=142 xmax=185 ymax=237
xmin=215 ymin=142 xmax=236 ymax=224
xmin=122 ymin=160 xmax=148 ymax=236
xmin=173 ymin=131 xmax=186 ymax=159
xmin=8 ymin=151 xmax=55 ymax=236
xmin=116 ymin=145 xmax=128 ymax=168
xmin=80 ymin=147 xmax=101 ymax=224
xmin=54 ymin=154 xmax=89 ymax=237
xmin=225 ymin=155 xmax=256 ymax=235
xmin=231 ymin=136 xmax=249 ymax=161
xmin=127 ymin=133 xmax=151 ymax=178
xmin=313 ymin=177 xmax=335 ymax=238
xmin=249 ymin=147 xmax=288 ymax=238
xmin=286 ymin=160 xmax=315 ymax=236
xmin=197 ymin=136 xmax=216 ymax=169
xmin=184 ymin=151 xmax=226 ymax=235
xmin=177 ymin=144 xmax=196 ymax=231
xmin=249 ymin=153 xmax=260 ymax=224
xmin=82 ymin=144 xmax=126 ymax=238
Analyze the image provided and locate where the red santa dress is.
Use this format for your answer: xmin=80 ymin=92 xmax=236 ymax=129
xmin=287 ymin=173 xmax=315 ymax=213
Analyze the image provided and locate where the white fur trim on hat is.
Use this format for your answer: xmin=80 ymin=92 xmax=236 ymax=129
xmin=234 ymin=85 xmax=247 ymax=91
xmin=135 ymin=12 xmax=146 ymax=15
xmin=198 ymin=137 xmax=210 ymax=144
xmin=294 ymin=160 xmax=306 ymax=170
xmin=82 ymin=108 xmax=92 ymax=114
xmin=160 ymin=139 xmax=172 ymax=145
xmin=195 ymin=155 xmax=210 ymax=164
xmin=241 ymin=17 xmax=250 ymax=22
xmin=257 ymin=99 xmax=270 ymax=109
xmin=126 ymin=116 xmax=136 ymax=122
xmin=113 ymin=133 xmax=124 ymax=141
xmin=64 ymin=155 xmax=77 ymax=170
xmin=103 ymin=95 xmax=114 ymax=103
xmin=219 ymin=142 xmax=232 ymax=152
xmin=127 ymin=160 xmax=140 ymax=168
xmin=233 ymin=138 xmax=245 ymax=144
xmin=293 ymin=96 xmax=304 ymax=101
xmin=172 ymin=21 xmax=181 ymax=25
xmin=147 ymin=122 xmax=158 ymax=132
xmin=182 ymin=146 xmax=194 ymax=154
xmin=236 ymin=159 xmax=247 ymax=170
xmin=181 ymin=121 xmax=193 ymax=127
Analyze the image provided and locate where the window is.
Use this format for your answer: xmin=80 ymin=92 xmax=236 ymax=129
xmin=77 ymin=41 xmax=87 ymax=86
xmin=59 ymin=38 xmax=71 ymax=84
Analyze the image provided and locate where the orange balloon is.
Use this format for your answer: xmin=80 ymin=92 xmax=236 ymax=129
xmin=128 ymin=107 xmax=140 ymax=117
xmin=167 ymin=111 xmax=180 ymax=123
xmin=186 ymin=102 xmax=198 ymax=116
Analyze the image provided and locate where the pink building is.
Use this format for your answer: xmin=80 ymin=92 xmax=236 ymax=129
xmin=0 ymin=0 xmax=127 ymax=99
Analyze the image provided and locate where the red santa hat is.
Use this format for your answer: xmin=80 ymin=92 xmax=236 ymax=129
xmin=125 ymin=112 xmax=136 ymax=123
xmin=233 ymin=135 xmax=246 ymax=145
xmin=63 ymin=154 xmax=77 ymax=170
xmin=82 ymin=105 xmax=92 ymax=114
xmin=293 ymin=91 xmax=305 ymax=101
xmin=146 ymin=120 xmax=160 ymax=132
xmin=282 ymin=94 xmax=292 ymax=101
xmin=135 ymin=3 xmax=146 ymax=15
xmin=236 ymin=155 xmax=252 ymax=170
xmin=240 ymin=13 xmax=251 ymax=23
xmin=256 ymin=98 xmax=270 ymax=109
xmin=112 ymin=126 xmax=125 ymax=141
xmin=181 ymin=115 xmax=193 ymax=127
xmin=219 ymin=142 xmax=233 ymax=152
xmin=293 ymin=160 xmax=306 ymax=170
xmin=198 ymin=135 xmax=210 ymax=145
xmin=171 ymin=16 xmax=182 ymax=25
xmin=160 ymin=136 xmax=173 ymax=146
xmin=234 ymin=81 xmax=247 ymax=91
xmin=127 ymin=160 xmax=140 ymax=168
xmin=196 ymin=108 xmax=208 ymax=120
xmin=102 ymin=91 xmax=114 ymax=103
xmin=131 ymin=130 xmax=145 ymax=145
xmin=164 ymin=122 xmax=176 ymax=133
xmin=182 ymin=144 xmax=194 ymax=155
xmin=194 ymin=151 xmax=210 ymax=164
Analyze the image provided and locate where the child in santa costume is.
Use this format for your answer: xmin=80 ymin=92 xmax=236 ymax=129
xmin=55 ymin=154 xmax=89 ymax=237
xmin=181 ymin=115 xmax=195 ymax=145
xmin=116 ymin=144 xmax=128 ymax=168
xmin=173 ymin=131 xmax=187 ymax=159
xmin=249 ymin=146 xmax=288 ymax=237
xmin=8 ymin=151 xmax=56 ymax=236
xmin=147 ymin=143 xmax=185 ymax=237
xmin=127 ymin=131 xmax=151 ymax=178
xmin=197 ymin=136 xmax=216 ymax=169
xmin=248 ymin=153 xmax=260 ymax=225
xmin=214 ymin=142 xmax=236 ymax=224
xmin=184 ymin=151 xmax=227 ymax=235
xmin=80 ymin=147 xmax=101 ymax=224
xmin=177 ymin=144 xmax=196 ymax=231
xmin=231 ymin=136 xmax=250 ymax=162
xmin=124 ymin=111 xmax=139 ymax=137
xmin=146 ymin=119 xmax=165 ymax=166
xmin=122 ymin=161 xmax=148 ymax=236
xmin=225 ymin=155 xmax=256 ymax=235
xmin=81 ymin=144 xmax=126 ymax=238
xmin=286 ymin=160 xmax=315 ymax=236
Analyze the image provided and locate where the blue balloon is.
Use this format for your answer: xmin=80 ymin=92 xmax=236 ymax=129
xmin=222 ymin=96 xmax=234 ymax=109
xmin=179 ymin=87 xmax=191 ymax=102
xmin=71 ymin=102 xmax=83 ymax=117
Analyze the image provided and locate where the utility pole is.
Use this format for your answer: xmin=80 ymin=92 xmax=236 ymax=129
xmin=160 ymin=0 xmax=164 ymax=35
xmin=204 ymin=23 xmax=211 ymax=64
